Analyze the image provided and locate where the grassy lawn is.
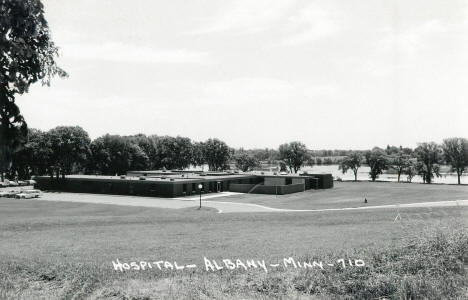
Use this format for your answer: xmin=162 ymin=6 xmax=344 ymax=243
xmin=215 ymin=181 xmax=468 ymax=210
xmin=1 ymin=199 xmax=461 ymax=262
xmin=0 ymin=194 xmax=467 ymax=299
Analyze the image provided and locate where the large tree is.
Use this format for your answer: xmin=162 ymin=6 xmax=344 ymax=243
xmin=89 ymin=134 xmax=147 ymax=175
xmin=278 ymin=141 xmax=310 ymax=173
xmin=442 ymin=137 xmax=468 ymax=184
xmin=88 ymin=136 xmax=112 ymax=175
xmin=127 ymin=142 xmax=149 ymax=171
xmin=48 ymin=126 xmax=90 ymax=178
xmin=203 ymin=138 xmax=231 ymax=171
xmin=128 ymin=134 xmax=156 ymax=169
xmin=0 ymin=0 xmax=66 ymax=181
xmin=234 ymin=150 xmax=259 ymax=172
xmin=9 ymin=128 xmax=52 ymax=179
xmin=365 ymin=148 xmax=388 ymax=182
xmin=191 ymin=141 xmax=206 ymax=170
xmin=404 ymin=160 xmax=417 ymax=183
xmin=339 ymin=152 xmax=362 ymax=181
xmin=414 ymin=142 xmax=442 ymax=184
xmin=389 ymin=151 xmax=411 ymax=182
xmin=248 ymin=148 xmax=279 ymax=163
xmin=154 ymin=136 xmax=193 ymax=170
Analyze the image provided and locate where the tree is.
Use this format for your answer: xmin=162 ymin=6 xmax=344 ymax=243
xmin=191 ymin=141 xmax=206 ymax=170
xmin=385 ymin=145 xmax=400 ymax=155
xmin=0 ymin=0 xmax=66 ymax=181
xmin=8 ymin=128 xmax=35 ymax=179
xmin=248 ymin=148 xmax=279 ymax=163
xmin=389 ymin=152 xmax=411 ymax=182
xmin=415 ymin=161 xmax=440 ymax=184
xmin=48 ymin=126 xmax=90 ymax=178
xmin=172 ymin=136 xmax=193 ymax=170
xmin=414 ymin=142 xmax=442 ymax=184
xmin=404 ymin=160 xmax=417 ymax=183
xmin=203 ymin=138 xmax=231 ymax=171
xmin=279 ymin=161 xmax=288 ymax=172
xmin=442 ymin=137 xmax=468 ymax=184
xmin=234 ymin=150 xmax=259 ymax=172
xmin=154 ymin=136 xmax=193 ymax=170
xmin=88 ymin=136 xmax=111 ymax=175
xmin=89 ymin=134 xmax=151 ymax=175
xmin=365 ymin=148 xmax=388 ymax=181
xmin=0 ymin=119 xmax=26 ymax=182
xmin=127 ymin=142 xmax=149 ymax=171
xmin=306 ymin=156 xmax=316 ymax=167
xmin=401 ymin=147 xmax=413 ymax=155
xmin=9 ymin=128 xmax=52 ymax=179
xmin=339 ymin=152 xmax=362 ymax=181
xmin=278 ymin=141 xmax=310 ymax=173
xmin=128 ymin=134 xmax=156 ymax=169
xmin=99 ymin=135 xmax=133 ymax=175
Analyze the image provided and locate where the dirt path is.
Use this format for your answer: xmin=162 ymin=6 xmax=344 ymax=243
xmin=27 ymin=192 xmax=468 ymax=213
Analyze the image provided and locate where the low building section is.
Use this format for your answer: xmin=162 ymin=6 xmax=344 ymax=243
xmin=34 ymin=171 xmax=333 ymax=198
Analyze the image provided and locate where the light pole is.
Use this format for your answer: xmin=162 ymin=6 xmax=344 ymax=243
xmin=198 ymin=183 xmax=203 ymax=209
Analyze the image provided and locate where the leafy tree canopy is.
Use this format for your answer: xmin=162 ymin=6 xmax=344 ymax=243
xmin=442 ymin=137 xmax=468 ymax=184
xmin=339 ymin=152 xmax=362 ymax=181
xmin=48 ymin=126 xmax=90 ymax=177
xmin=365 ymin=149 xmax=388 ymax=182
xmin=389 ymin=151 xmax=411 ymax=182
xmin=415 ymin=142 xmax=442 ymax=184
xmin=278 ymin=141 xmax=310 ymax=173
xmin=234 ymin=150 xmax=259 ymax=172
xmin=1 ymin=0 xmax=66 ymax=180
xmin=203 ymin=138 xmax=231 ymax=171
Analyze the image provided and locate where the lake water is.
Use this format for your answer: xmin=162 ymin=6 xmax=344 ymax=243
xmin=189 ymin=164 xmax=467 ymax=184
xmin=300 ymin=165 xmax=467 ymax=184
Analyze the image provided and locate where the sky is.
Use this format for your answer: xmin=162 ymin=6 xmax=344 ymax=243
xmin=17 ymin=0 xmax=468 ymax=149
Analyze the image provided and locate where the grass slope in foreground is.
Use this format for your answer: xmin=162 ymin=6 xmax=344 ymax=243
xmin=0 ymin=197 xmax=467 ymax=299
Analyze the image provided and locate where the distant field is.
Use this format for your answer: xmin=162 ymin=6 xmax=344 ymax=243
xmin=215 ymin=181 xmax=468 ymax=210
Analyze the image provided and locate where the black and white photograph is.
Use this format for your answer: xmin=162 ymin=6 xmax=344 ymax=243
xmin=1 ymin=0 xmax=468 ymax=299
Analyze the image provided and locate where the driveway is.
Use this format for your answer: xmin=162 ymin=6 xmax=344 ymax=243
xmin=27 ymin=192 xmax=468 ymax=213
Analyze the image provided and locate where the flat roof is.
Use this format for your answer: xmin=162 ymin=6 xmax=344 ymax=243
xmin=128 ymin=170 xmax=246 ymax=176
xmin=127 ymin=170 xmax=257 ymax=180
xmin=36 ymin=172 xmax=331 ymax=184
xmin=35 ymin=174 xmax=258 ymax=184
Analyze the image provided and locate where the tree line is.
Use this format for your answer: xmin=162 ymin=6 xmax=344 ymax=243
xmin=339 ymin=139 xmax=468 ymax=184
xmin=3 ymin=128 xmax=320 ymax=180
xmin=5 ymin=128 xmax=468 ymax=185
xmin=7 ymin=126 xmax=233 ymax=179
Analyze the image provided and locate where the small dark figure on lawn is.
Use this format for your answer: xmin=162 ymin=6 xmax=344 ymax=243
xmin=364 ymin=198 xmax=368 ymax=203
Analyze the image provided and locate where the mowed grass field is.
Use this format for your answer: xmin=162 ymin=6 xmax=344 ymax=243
xmin=0 ymin=182 xmax=467 ymax=299
xmin=217 ymin=181 xmax=468 ymax=209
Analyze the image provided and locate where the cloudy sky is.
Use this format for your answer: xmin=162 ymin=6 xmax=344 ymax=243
xmin=17 ymin=0 xmax=468 ymax=149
